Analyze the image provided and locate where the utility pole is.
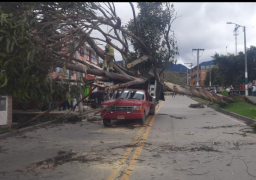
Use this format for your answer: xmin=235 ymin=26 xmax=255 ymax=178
xmin=209 ymin=67 xmax=212 ymax=87
xmin=75 ymin=49 xmax=84 ymax=112
xmin=185 ymin=63 xmax=193 ymax=86
xmin=186 ymin=68 xmax=188 ymax=85
xmin=234 ymin=25 xmax=239 ymax=55
xmin=234 ymin=24 xmax=240 ymax=55
xmin=243 ymin=26 xmax=248 ymax=96
xmin=192 ymin=48 xmax=204 ymax=87
xmin=227 ymin=22 xmax=248 ymax=96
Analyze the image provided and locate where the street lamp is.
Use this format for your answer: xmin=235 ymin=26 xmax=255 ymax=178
xmin=227 ymin=22 xmax=248 ymax=96
xmin=209 ymin=66 xmax=212 ymax=87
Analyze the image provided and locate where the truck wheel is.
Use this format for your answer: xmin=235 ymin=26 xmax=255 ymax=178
xmin=140 ymin=112 xmax=146 ymax=125
xmin=149 ymin=106 xmax=155 ymax=115
xmin=103 ymin=119 xmax=111 ymax=126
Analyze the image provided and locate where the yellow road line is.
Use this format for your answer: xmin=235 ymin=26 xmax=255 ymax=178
xmin=107 ymin=115 xmax=152 ymax=180
xmin=121 ymin=101 xmax=165 ymax=180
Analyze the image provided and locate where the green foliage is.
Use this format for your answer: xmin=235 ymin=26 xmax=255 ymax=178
xmin=164 ymin=70 xmax=187 ymax=85
xmin=195 ymin=95 xmax=256 ymax=120
xmin=189 ymin=103 xmax=204 ymax=108
xmin=0 ymin=5 xmax=53 ymax=106
xmin=65 ymin=114 xmax=82 ymax=123
xmin=0 ymin=2 xmax=91 ymax=108
xmin=212 ymin=53 xmax=244 ymax=86
xmin=220 ymin=90 xmax=229 ymax=97
xmin=204 ymin=67 xmax=223 ymax=87
xmin=205 ymin=46 xmax=256 ymax=87
xmin=0 ymin=126 xmax=12 ymax=134
xmin=126 ymin=2 xmax=178 ymax=75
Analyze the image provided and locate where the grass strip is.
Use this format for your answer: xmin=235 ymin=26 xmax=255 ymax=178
xmin=192 ymin=91 xmax=256 ymax=120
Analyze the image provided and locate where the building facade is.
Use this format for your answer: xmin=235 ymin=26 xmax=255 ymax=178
xmin=54 ymin=42 xmax=104 ymax=100
xmin=190 ymin=64 xmax=215 ymax=87
xmin=12 ymin=42 xmax=104 ymax=111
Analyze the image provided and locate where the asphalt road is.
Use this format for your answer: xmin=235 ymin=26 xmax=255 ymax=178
xmin=1 ymin=95 xmax=256 ymax=180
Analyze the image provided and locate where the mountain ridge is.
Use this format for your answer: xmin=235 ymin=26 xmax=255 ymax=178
xmin=115 ymin=60 xmax=214 ymax=73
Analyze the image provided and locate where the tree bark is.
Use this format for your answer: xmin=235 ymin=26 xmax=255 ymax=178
xmin=164 ymin=82 xmax=234 ymax=106
xmin=126 ymin=55 xmax=149 ymax=69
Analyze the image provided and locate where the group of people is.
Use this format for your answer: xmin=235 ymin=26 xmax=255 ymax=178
xmin=225 ymin=80 xmax=256 ymax=96
xmin=58 ymin=97 xmax=77 ymax=111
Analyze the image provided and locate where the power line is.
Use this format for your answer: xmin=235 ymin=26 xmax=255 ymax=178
xmin=199 ymin=50 xmax=204 ymax=58
xmin=219 ymin=39 xmax=235 ymax=54
xmin=192 ymin=48 xmax=204 ymax=87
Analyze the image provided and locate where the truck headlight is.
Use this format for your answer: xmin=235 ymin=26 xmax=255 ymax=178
xmin=133 ymin=106 xmax=143 ymax=111
xmin=101 ymin=105 xmax=108 ymax=109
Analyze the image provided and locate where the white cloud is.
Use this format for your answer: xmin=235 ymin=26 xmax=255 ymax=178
xmin=95 ymin=2 xmax=256 ymax=67
xmin=171 ymin=2 xmax=256 ymax=67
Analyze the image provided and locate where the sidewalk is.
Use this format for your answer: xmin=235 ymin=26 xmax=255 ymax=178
xmin=12 ymin=105 xmax=92 ymax=115
xmin=190 ymin=95 xmax=256 ymax=125
xmin=12 ymin=109 xmax=79 ymax=115
xmin=244 ymin=95 xmax=256 ymax=105
xmin=1 ymin=106 xmax=97 ymax=140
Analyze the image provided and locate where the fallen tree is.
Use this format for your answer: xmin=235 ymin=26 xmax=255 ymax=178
xmin=164 ymin=82 xmax=234 ymax=106
xmin=0 ymin=2 xmax=234 ymax=120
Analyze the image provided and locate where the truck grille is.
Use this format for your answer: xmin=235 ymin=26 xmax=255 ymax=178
xmin=109 ymin=106 xmax=133 ymax=112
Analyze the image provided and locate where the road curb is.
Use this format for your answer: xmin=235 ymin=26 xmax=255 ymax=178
xmin=189 ymin=96 xmax=256 ymax=124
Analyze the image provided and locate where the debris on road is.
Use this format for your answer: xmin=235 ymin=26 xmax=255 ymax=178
xmin=189 ymin=103 xmax=204 ymax=108
xmin=202 ymin=124 xmax=243 ymax=129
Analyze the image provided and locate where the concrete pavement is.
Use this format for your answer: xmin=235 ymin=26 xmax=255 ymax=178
xmin=244 ymin=95 xmax=256 ymax=105
xmin=1 ymin=95 xmax=256 ymax=140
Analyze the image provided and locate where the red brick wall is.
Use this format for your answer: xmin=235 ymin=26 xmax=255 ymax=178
xmin=191 ymin=69 xmax=208 ymax=86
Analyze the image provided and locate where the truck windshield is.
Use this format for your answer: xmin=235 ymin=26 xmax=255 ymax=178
xmin=111 ymin=90 xmax=145 ymax=100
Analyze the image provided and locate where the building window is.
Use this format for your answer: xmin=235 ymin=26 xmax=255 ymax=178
xmin=92 ymin=53 xmax=97 ymax=64
xmin=98 ymin=56 xmax=103 ymax=68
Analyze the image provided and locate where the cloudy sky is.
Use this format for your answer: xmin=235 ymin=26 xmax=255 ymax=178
xmin=96 ymin=2 xmax=256 ymax=69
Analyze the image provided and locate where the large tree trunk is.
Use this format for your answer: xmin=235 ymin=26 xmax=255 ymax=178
xmin=164 ymin=82 xmax=234 ymax=106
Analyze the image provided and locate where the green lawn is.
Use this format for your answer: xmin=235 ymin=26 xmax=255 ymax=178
xmin=193 ymin=91 xmax=256 ymax=120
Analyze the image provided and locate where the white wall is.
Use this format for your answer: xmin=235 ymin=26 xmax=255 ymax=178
xmin=0 ymin=96 xmax=7 ymax=125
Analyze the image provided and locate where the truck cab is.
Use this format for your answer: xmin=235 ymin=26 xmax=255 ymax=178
xmin=100 ymin=77 xmax=164 ymax=126
xmin=101 ymin=89 xmax=151 ymax=126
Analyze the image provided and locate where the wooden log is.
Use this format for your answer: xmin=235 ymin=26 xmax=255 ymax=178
xmin=164 ymin=82 xmax=234 ymax=106
xmin=126 ymin=55 xmax=149 ymax=68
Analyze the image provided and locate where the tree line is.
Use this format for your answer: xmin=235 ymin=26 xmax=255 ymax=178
xmin=204 ymin=46 xmax=256 ymax=88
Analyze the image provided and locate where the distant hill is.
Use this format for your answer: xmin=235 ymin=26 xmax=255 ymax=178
xmin=167 ymin=60 xmax=214 ymax=72
xmin=115 ymin=60 xmax=214 ymax=73
xmin=166 ymin=63 xmax=188 ymax=72
xmin=163 ymin=70 xmax=187 ymax=86
xmin=116 ymin=60 xmax=123 ymax=66
xmin=199 ymin=60 xmax=214 ymax=66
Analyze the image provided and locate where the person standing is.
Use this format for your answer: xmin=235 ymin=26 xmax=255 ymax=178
xmin=252 ymin=80 xmax=256 ymax=96
xmin=73 ymin=96 xmax=77 ymax=107
xmin=226 ymin=86 xmax=231 ymax=97
xmin=103 ymin=39 xmax=114 ymax=72
xmin=248 ymin=81 xmax=252 ymax=96
xmin=241 ymin=83 xmax=245 ymax=95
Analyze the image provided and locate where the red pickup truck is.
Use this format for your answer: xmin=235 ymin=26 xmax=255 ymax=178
xmin=100 ymin=88 xmax=156 ymax=126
